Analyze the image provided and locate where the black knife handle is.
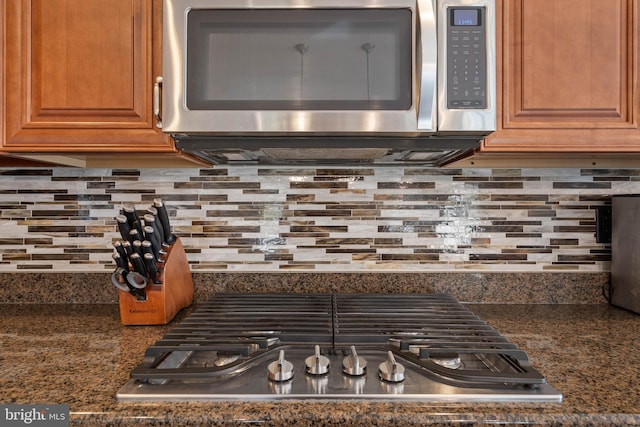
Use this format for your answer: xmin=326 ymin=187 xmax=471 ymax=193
xmin=123 ymin=205 xmax=144 ymax=236
xmin=132 ymin=240 xmax=144 ymax=257
xmin=141 ymin=240 xmax=154 ymax=257
xmin=144 ymin=253 xmax=161 ymax=284
xmin=142 ymin=214 xmax=163 ymax=234
xmin=145 ymin=211 xmax=165 ymax=246
xmin=129 ymin=252 xmax=147 ymax=276
xmin=143 ymin=226 xmax=162 ymax=261
xmin=153 ymin=198 xmax=177 ymax=245
xmin=113 ymin=241 xmax=127 ymax=260
xmin=129 ymin=228 xmax=143 ymax=243
xmin=143 ymin=213 xmax=163 ymax=244
xmin=112 ymin=252 xmax=129 ymax=270
xmin=116 ymin=215 xmax=132 ymax=242
xmin=121 ymin=240 xmax=133 ymax=257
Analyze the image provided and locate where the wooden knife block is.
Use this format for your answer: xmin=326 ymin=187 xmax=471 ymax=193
xmin=118 ymin=237 xmax=193 ymax=325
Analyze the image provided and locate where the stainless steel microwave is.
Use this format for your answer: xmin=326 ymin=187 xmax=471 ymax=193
xmin=159 ymin=0 xmax=496 ymax=165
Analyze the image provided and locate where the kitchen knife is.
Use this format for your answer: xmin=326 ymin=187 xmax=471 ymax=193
xmin=128 ymin=253 xmax=149 ymax=289
xmin=112 ymin=251 xmax=129 ymax=270
xmin=123 ymin=205 xmax=144 ymax=237
xmin=143 ymin=252 xmax=161 ymax=284
xmin=113 ymin=241 xmax=128 ymax=261
xmin=153 ymin=198 xmax=177 ymax=245
xmin=143 ymin=225 xmax=163 ymax=261
xmin=141 ymin=240 xmax=157 ymax=261
xmin=147 ymin=208 xmax=166 ymax=246
xmin=116 ymin=215 xmax=132 ymax=242
xmin=132 ymin=240 xmax=144 ymax=257
xmin=121 ymin=240 xmax=133 ymax=257
xmin=129 ymin=252 xmax=146 ymax=275
xmin=129 ymin=228 xmax=143 ymax=243
xmin=143 ymin=214 xmax=164 ymax=248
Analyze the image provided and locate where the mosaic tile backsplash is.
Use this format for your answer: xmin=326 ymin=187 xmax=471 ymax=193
xmin=0 ymin=166 xmax=624 ymax=273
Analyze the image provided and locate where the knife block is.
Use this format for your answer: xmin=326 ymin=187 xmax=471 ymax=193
xmin=118 ymin=237 xmax=193 ymax=325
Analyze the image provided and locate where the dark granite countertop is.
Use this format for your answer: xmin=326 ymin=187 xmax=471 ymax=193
xmin=1 ymin=302 xmax=639 ymax=426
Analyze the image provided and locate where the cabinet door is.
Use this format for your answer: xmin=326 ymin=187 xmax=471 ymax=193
xmin=484 ymin=0 xmax=640 ymax=152
xmin=2 ymin=0 xmax=172 ymax=152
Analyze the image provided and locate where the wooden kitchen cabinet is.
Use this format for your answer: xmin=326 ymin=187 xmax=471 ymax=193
xmin=0 ymin=0 xmax=195 ymax=162
xmin=482 ymin=0 xmax=640 ymax=154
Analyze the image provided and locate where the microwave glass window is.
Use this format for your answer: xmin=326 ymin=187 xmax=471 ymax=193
xmin=186 ymin=9 xmax=412 ymax=110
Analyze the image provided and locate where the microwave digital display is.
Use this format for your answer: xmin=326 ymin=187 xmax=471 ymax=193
xmin=452 ymin=9 xmax=480 ymax=26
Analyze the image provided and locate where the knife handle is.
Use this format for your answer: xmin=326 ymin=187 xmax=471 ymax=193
xmin=144 ymin=252 xmax=162 ymax=284
xmin=116 ymin=215 xmax=132 ymax=242
xmin=143 ymin=214 xmax=164 ymax=247
xmin=129 ymin=228 xmax=143 ymax=243
xmin=153 ymin=198 xmax=177 ymax=245
xmin=112 ymin=252 xmax=129 ymax=270
xmin=143 ymin=226 xmax=162 ymax=261
xmin=129 ymin=252 xmax=147 ymax=276
xmin=132 ymin=240 xmax=144 ymax=257
xmin=123 ymin=205 xmax=144 ymax=236
xmin=113 ymin=241 xmax=127 ymax=260
xmin=145 ymin=211 xmax=165 ymax=246
xmin=121 ymin=240 xmax=133 ymax=257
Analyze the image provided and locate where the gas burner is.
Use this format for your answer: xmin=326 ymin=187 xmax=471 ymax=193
xmin=430 ymin=355 xmax=463 ymax=370
xmin=213 ymin=353 xmax=242 ymax=367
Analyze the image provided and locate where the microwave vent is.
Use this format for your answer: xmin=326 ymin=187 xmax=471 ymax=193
xmin=262 ymin=148 xmax=389 ymax=161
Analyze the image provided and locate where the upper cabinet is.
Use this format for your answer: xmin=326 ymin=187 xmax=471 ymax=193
xmin=482 ymin=0 xmax=640 ymax=154
xmin=1 ymin=0 xmax=177 ymax=155
xmin=2 ymin=0 xmax=639 ymax=167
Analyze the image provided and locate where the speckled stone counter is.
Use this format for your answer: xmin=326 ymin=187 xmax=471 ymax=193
xmin=1 ymin=302 xmax=638 ymax=426
xmin=0 ymin=272 xmax=610 ymax=304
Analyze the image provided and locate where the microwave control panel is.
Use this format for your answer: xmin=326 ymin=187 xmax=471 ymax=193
xmin=446 ymin=7 xmax=487 ymax=109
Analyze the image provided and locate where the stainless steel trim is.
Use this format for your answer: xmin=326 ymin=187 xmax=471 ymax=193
xmin=153 ymin=77 xmax=163 ymax=129
xmin=416 ymin=0 xmax=437 ymax=131
xmin=437 ymin=0 xmax=496 ymax=132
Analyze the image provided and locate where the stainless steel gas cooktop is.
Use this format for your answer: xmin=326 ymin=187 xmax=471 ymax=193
xmin=117 ymin=293 xmax=562 ymax=402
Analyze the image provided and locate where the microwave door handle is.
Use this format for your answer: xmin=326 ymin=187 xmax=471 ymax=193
xmin=154 ymin=76 xmax=163 ymax=129
xmin=416 ymin=0 xmax=437 ymax=131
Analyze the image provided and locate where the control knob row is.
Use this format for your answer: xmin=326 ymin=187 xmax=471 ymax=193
xmin=267 ymin=346 xmax=405 ymax=383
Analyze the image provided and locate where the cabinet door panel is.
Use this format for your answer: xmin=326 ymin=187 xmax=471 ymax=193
xmin=3 ymin=0 xmax=172 ymax=152
xmin=485 ymin=0 xmax=640 ymax=151
xmin=35 ymin=1 xmax=135 ymax=112
xmin=515 ymin=0 xmax=626 ymax=123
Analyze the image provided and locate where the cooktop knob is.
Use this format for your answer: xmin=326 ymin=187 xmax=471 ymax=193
xmin=305 ymin=345 xmax=330 ymax=375
xmin=342 ymin=345 xmax=367 ymax=376
xmin=268 ymin=350 xmax=294 ymax=382
xmin=378 ymin=351 xmax=405 ymax=383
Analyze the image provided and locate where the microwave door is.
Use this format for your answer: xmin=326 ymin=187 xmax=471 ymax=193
xmin=163 ymin=0 xmax=422 ymax=135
